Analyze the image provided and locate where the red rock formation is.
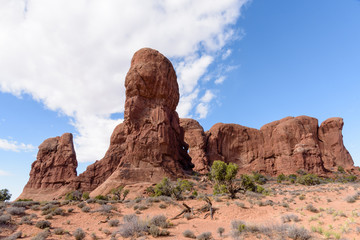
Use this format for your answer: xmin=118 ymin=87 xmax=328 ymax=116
xmin=18 ymin=133 xmax=77 ymax=200
xmin=180 ymin=118 xmax=209 ymax=173
xmin=319 ymin=117 xmax=354 ymax=170
xmin=19 ymin=48 xmax=356 ymax=200
xmin=75 ymin=48 xmax=193 ymax=195
xmin=205 ymin=116 xmax=353 ymax=176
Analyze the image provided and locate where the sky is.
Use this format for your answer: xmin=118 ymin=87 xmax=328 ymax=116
xmin=0 ymin=0 xmax=359 ymax=200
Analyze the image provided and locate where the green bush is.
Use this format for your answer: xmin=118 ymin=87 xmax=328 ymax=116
xmin=82 ymin=192 xmax=90 ymax=200
xmin=251 ymin=172 xmax=267 ymax=185
xmin=210 ymin=160 xmax=239 ymax=198
xmin=338 ymin=166 xmax=345 ymax=173
xmin=111 ymin=186 xmax=130 ymax=201
xmin=154 ymin=178 xmax=193 ymax=200
xmin=277 ymin=173 xmax=286 ymax=183
xmin=94 ymin=195 xmax=108 ymax=201
xmin=296 ymin=174 xmax=320 ymax=186
xmin=65 ymin=190 xmax=82 ymax=201
xmin=239 ymin=174 xmax=256 ymax=192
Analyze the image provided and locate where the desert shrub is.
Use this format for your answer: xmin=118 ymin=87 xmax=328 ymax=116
xmin=0 ymin=214 xmax=11 ymax=224
xmin=281 ymin=214 xmax=300 ymax=223
xmin=53 ymin=207 xmax=65 ymax=216
xmin=118 ymin=214 xmax=148 ymax=238
xmin=286 ymin=225 xmax=311 ymax=240
xmin=4 ymin=231 xmax=22 ymax=240
xmin=7 ymin=207 xmax=25 ymax=215
xmin=68 ymin=208 xmax=74 ymax=213
xmin=54 ymin=228 xmax=65 ymax=235
xmin=159 ymin=203 xmax=167 ymax=209
xmin=96 ymin=204 xmax=113 ymax=213
xmin=149 ymin=225 xmax=170 ymax=237
xmin=90 ymin=233 xmax=98 ymax=240
xmin=31 ymin=230 xmax=50 ymax=240
xmin=235 ymin=201 xmax=245 ymax=208
xmin=154 ymin=177 xmax=193 ymax=200
xmin=217 ymin=227 xmax=225 ymax=237
xmin=277 ymin=173 xmax=287 ymax=183
xmin=65 ymin=190 xmax=82 ymax=201
xmin=210 ymin=160 xmax=240 ymax=198
xmin=77 ymin=202 xmax=86 ymax=208
xmin=338 ymin=166 xmax=345 ymax=173
xmin=20 ymin=215 xmax=34 ymax=225
xmin=73 ymin=228 xmax=86 ymax=240
xmin=183 ymin=229 xmax=196 ymax=238
xmin=0 ymin=189 xmax=11 ymax=202
xmin=306 ymin=204 xmax=318 ymax=213
xmin=296 ymin=174 xmax=320 ymax=186
xmin=345 ymin=195 xmax=356 ymax=203
xmin=251 ymin=172 xmax=267 ymax=185
xmin=82 ymin=206 xmax=91 ymax=212
xmin=82 ymin=192 xmax=90 ymax=200
xmin=108 ymin=219 xmax=119 ymax=227
xmin=196 ymin=232 xmax=212 ymax=240
xmin=44 ymin=214 xmax=53 ymax=220
xmin=94 ymin=195 xmax=108 ymax=201
xmin=35 ymin=220 xmax=51 ymax=229
xmin=12 ymin=201 xmax=38 ymax=208
xmin=296 ymin=169 xmax=307 ymax=175
xmin=184 ymin=212 xmax=192 ymax=220
xmin=86 ymin=198 xmax=96 ymax=204
xmin=150 ymin=214 xmax=168 ymax=228
xmin=111 ymin=186 xmax=130 ymax=201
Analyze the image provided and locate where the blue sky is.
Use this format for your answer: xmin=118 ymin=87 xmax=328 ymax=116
xmin=0 ymin=0 xmax=359 ymax=200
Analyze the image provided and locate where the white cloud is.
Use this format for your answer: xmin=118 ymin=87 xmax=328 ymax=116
xmin=196 ymin=103 xmax=209 ymax=119
xmin=0 ymin=138 xmax=35 ymax=152
xmin=0 ymin=0 xmax=249 ymax=162
xmin=215 ymin=76 xmax=226 ymax=85
xmin=222 ymin=49 xmax=232 ymax=60
xmin=201 ymin=90 xmax=215 ymax=103
xmin=0 ymin=170 xmax=11 ymax=176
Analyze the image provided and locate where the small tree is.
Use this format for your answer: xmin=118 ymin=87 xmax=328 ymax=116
xmin=210 ymin=161 xmax=239 ymax=198
xmin=111 ymin=186 xmax=130 ymax=201
xmin=0 ymin=189 xmax=11 ymax=201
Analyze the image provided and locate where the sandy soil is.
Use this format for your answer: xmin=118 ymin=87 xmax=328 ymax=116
xmin=2 ymin=181 xmax=360 ymax=240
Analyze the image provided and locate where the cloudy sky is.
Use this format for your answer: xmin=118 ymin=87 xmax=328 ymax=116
xmin=1 ymin=0 xmax=359 ymax=199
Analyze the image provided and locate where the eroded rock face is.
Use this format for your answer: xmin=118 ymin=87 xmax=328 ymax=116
xmin=319 ymin=118 xmax=354 ymax=170
xmin=205 ymin=116 xmax=352 ymax=176
xmin=180 ymin=118 xmax=209 ymax=173
xmin=23 ymin=133 xmax=77 ymax=190
xmin=75 ymin=48 xmax=193 ymax=195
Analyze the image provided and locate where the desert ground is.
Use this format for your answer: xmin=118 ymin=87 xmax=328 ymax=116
xmin=2 ymin=177 xmax=360 ymax=240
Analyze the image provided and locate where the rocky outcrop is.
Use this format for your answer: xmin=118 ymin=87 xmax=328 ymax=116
xmin=205 ymin=116 xmax=353 ymax=175
xmin=19 ymin=48 xmax=356 ymax=200
xmin=73 ymin=48 xmax=193 ymax=195
xmin=180 ymin=118 xmax=209 ymax=173
xmin=319 ymin=118 xmax=354 ymax=170
xmin=18 ymin=133 xmax=77 ymax=200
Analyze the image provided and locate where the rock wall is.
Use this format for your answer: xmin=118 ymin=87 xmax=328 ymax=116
xmin=205 ymin=116 xmax=353 ymax=175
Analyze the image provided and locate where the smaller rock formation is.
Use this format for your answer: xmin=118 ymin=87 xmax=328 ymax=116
xmin=180 ymin=118 xmax=209 ymax=173
xmin=18 ymin=133 xmax=77 ymax=200
xmin=205 ymin=116 xmax=353 ymax=176
xmin=319 ymin=117 xmax=354 ymax=170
